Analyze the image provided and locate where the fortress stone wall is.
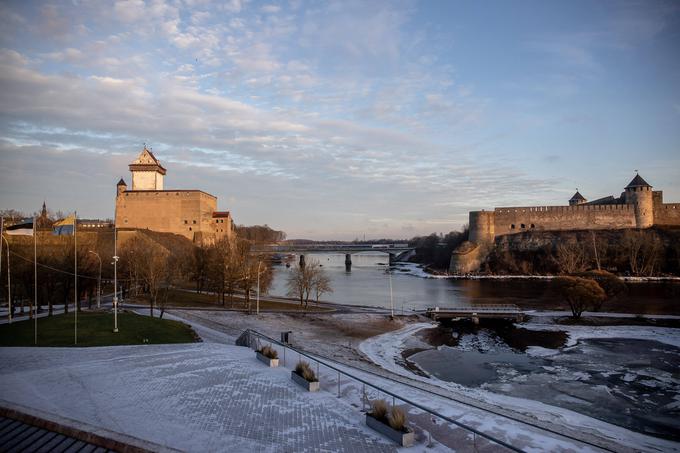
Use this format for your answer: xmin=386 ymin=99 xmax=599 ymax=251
xmin=114 ymin=147 xmax=234 ymax=244
xmin=451 ymin=174 xmax=680 ymax=273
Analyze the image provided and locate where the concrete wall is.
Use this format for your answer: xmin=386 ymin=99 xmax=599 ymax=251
xmin=492 ymin=204 xmax=637 ymax=236
xmin=116 ymin=190 xmax=220 ymax=242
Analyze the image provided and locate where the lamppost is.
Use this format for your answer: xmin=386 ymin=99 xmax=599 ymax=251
xmin=388 ymin=265 xmax=394 ymax=319
xmin=256 ymin=260 xmax=262 ymax=315
xmin=113 ymin=225 xmax=119 ymax=333
xmin=1 ymin=234 xmax=10 ymax=324
xmin=88 ymin=250 xmax=102 ymax=309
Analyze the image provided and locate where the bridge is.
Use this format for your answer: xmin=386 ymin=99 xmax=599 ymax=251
xmin=426 ymin=305 xmax=525 ymax=323
xmin=252 ymin=243 xmax=415 ymax=270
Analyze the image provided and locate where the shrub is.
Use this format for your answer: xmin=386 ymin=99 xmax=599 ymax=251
xmin=258 ymin=345 xmax=278 ymax=359
xmin=388 ymin=406 xmax=407 ymax=432
xmin=295 ymin=360 xmax=317 ymax=382
xmin=369 ymin=399 xmax=388 ymax=422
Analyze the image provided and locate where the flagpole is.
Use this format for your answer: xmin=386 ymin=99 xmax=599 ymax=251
xmin=34 ymin=216 xmax=37 ymax=345
xmin=74 ymin=211 xmax=78 ymax=345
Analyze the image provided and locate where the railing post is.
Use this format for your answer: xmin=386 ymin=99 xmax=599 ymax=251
xmin=283 ymin=347 xmax=286 ymax=366
xmin=337 ymin=370 xmax=340 ymax=397
xmin=362 ymin=384 xmax=366 ymax=411
xmin=316 ymin=361 xmax=319 ymax=381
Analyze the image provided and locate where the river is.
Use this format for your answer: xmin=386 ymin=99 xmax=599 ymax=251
xmin=268 ymin=252 xmax=680 ymax=314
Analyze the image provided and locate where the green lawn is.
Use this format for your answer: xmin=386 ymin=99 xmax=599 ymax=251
xmin=131 ymin=288 xmax=333 ymax=312
xmin=0 ymin=311 xmax=198 ymax=347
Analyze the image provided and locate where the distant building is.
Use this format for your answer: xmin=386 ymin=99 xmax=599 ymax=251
xmin=114 ymin=147 xmax=234 ymax=244
xmin=451 ymin=173 xmax=680 ymax=273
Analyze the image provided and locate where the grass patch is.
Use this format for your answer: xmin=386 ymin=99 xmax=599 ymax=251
xmin=0 ymin=311 xmax=198 ymax=347
xmin=132 ymin=288 xmax=332 ymax=312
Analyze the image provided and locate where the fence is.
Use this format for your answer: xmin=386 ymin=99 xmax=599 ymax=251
xmin=241 ymin=328 xmax=523 ymax=452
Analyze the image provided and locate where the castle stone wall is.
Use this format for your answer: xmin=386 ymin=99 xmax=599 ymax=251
xmin=469 ymin=211 xmax=495 ymax=243
xmin=115 ymin=190 xmax=230 ymax=243
xmin=132 ymin=170 xmax=164 ymax=190
xmin=492 ymin=204 xmax=637 ymax=236
xmin=655 ymin=203 xmax=680 ymax=226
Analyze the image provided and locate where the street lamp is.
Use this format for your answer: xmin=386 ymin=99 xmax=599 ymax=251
xmin=88 ymin=251 xmax=102 ymax=309
xmin=256 ymin=260 xmax=262 ymax=315
xmin=388 ymin=265 xmax=394 ymax=319
xmin=1 ymin=234 xmax=11 ymax=324
xmin=113 ymin=224 xmax=119 ymax=333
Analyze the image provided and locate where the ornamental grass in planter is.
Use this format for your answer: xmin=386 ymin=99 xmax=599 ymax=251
xmin=256 ymin=345 xmax=279 ymax=367
xmin=366 ymin=399 xmax=414 ymax=447
xmin=291 ymin=360 xmax=319 ymax=392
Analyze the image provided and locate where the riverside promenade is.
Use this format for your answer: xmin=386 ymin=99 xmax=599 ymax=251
xmin=0 ymin=343 xmax=395 ymax=452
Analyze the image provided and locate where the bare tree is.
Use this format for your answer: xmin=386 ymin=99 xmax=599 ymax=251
xmin=286 ymin=258 xmax=331 ymax=308
xmin=312 ymin=266 xmax=332 ymax=303
xmin=554 ymin=276 xmax=606 ymax=318
xmin=621 ymin=230 xmax=662 ymax=276
xmin=556 ymin=241 xmax=588 ymax=274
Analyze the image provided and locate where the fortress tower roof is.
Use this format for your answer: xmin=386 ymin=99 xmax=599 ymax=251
xmin=129 ymin=147 xmax=167 ymax=175
xmin=569 ymin=191 xmax=586 ymax=202
xmin=625 ymin=173 xmax=651 ymax=189
xmin=117 ymin=178 xmax=127 ymax=186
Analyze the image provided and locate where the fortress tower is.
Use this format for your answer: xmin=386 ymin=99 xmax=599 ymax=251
xmin=450 ymin=172 xmax=680 ymax=273
xmin=624 ymin=173 xmax=654 ymax=228
xmin=129 ymin=147 xmax=166 ymax=190
xmin=115 ymin=147 xmax=234 ymax=244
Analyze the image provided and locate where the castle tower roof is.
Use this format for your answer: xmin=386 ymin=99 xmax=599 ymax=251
xmin=625 ymin=173 xmax=651 ymax=189
xmin=569 ymin=191 xmax=586 ymax=202
xmin=117 ymin=178 xmax=127 ymax=186
xmin=129 ymin=147 xmax=167 ymax=175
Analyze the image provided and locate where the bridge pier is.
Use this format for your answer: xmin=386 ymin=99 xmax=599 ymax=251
xmin=388 ymin=253 xmax=396 ymax=265
xmin=299 ymin=254 xmax=305 ymax=268
xmin=345 ymin=254 xmax=352 ymax=272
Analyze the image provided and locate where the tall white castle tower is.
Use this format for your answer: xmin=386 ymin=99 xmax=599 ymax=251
xmin=129 ymin=147 xmax=166 ymax=190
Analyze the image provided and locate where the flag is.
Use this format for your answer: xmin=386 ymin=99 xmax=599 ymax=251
xmin=6 ymin=219 xmax=34 ymax=236
xmin=53 ymin=215 xmax=76 ymax=235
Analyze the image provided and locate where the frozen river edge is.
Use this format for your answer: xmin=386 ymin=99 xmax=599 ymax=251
xmin=359 ymin=320 xmax=680 ymax=453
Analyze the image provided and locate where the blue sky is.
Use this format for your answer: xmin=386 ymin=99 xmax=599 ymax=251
xmin=0 ymin=0 xmax=679 ymax=239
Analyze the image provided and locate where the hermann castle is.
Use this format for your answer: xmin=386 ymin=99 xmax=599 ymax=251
xmin=115 ymin=147 xmax=234 ymax=244
xmin=451 ymin=174 xmax=680 ymax=273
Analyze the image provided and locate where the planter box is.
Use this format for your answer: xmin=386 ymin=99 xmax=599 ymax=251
xmin=365 ymin=414 xmax=414 ymax=447
xmin=291 ymin=371 xmax=319 ymax=392
xmin=256 ymin=352 xmax=279 ymax=367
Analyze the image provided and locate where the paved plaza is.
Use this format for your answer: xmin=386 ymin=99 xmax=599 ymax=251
xmin=0 ymin=343 xmax=396 ymax=452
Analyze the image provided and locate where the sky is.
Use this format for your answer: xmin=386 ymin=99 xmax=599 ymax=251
xmin=0 ymin=0 xmax=679 ymax=240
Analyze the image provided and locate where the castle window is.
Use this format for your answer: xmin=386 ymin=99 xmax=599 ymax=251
xmin=530 ymin=224 xmax=535 ymax=228
xmin=521 ymin=224 xmax=525 ymax=229
xmin=193 ymin=220 xmax=197 ymax=224
xmin=511 ymin=224 xmax=515 ymax=229
xmin=184 ymin=220 xmax=188 ymax=224
xmin=189 ymin=227 xmax=192 ymax=231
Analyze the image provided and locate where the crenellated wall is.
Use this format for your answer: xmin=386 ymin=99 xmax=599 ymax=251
xmin=655 ymin=203 xmax=680 ymax=226
xmin=492 ymin=204 xmax=637 ymax=236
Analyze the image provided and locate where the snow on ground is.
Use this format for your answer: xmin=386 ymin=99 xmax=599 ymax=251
xmin=359 ymin=323 xmax=680 ymax=453
xmin=0 ymin=343 xmax=397 ymax=453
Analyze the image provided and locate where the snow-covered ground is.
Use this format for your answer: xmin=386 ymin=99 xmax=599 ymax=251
xmin=359 ymin=323 xmax=680 ymax=453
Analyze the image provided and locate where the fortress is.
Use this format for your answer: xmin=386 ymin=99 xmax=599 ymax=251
xmin=115 ymin=147 xmax=234 ymax=244
xmin=450 ymin=174 xmax=680 ymax=273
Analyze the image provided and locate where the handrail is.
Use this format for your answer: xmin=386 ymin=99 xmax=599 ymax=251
xmin=244 ymin=328 xmax=524 ymax=452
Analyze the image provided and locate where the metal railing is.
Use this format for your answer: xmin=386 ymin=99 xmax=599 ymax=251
xmin=242 ymin=328 xmax=524 ymax=452
xmin=427 ymin=304 xmax=522 ymax=313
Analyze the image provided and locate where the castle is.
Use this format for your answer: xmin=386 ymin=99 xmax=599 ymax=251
xmin=115 ymin=147 xmax=234 ymax=244
xmin=450 ymin=174 xmax=680 ymax=273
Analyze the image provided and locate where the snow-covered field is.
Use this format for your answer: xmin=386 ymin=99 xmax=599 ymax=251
xmin=359 ymin=322 xmax=680 ymax=453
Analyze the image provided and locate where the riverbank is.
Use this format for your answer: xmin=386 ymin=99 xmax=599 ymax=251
xmin=358 ymin=316 xmax=680 ymax=451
